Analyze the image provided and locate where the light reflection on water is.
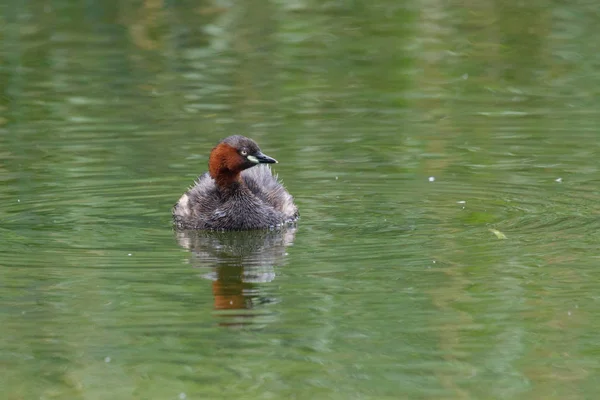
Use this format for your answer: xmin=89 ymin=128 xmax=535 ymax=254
xmin=176 ymin=229 xmax=296 ymax=328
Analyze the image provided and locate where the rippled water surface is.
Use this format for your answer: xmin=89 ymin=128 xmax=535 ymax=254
xmin=2 ymin=1 xmax=600 ymax=399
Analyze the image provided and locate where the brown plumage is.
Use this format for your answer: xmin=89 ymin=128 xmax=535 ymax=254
xmin=173 ymin=135 xmax=298 ymax=230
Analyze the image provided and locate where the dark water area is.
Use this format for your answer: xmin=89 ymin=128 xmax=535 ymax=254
xmin=2 ymin=1 xmax=600 ymax=399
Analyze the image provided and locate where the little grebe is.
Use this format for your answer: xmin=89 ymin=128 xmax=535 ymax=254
xmin=173 ymin=135 xmax=298 ymax=230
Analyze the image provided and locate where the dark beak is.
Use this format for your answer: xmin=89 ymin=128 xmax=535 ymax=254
xmin=255 ymin=151 xmax=278 ymax=164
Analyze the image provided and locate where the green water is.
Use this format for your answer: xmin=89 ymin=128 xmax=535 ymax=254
xmin=2 ymin=1 xmax=600 ymax=399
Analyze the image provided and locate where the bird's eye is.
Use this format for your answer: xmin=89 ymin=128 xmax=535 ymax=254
xmin=240 ymin=149 xmax=248 ymax=156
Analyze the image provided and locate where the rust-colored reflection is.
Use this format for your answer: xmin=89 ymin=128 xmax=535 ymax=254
xmin=175 ymin=228 xmax=296 ymax=328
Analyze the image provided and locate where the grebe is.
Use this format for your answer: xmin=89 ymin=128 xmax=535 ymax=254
xmin=173 ymin=135 xmax=298 ymax=230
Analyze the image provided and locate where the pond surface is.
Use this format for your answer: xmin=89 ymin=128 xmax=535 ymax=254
xmin=2 ymin=1 xmax=600 ymax=399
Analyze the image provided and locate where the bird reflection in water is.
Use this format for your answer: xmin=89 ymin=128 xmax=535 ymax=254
xmin=175 ymin=228 xmax=296 ymax=328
